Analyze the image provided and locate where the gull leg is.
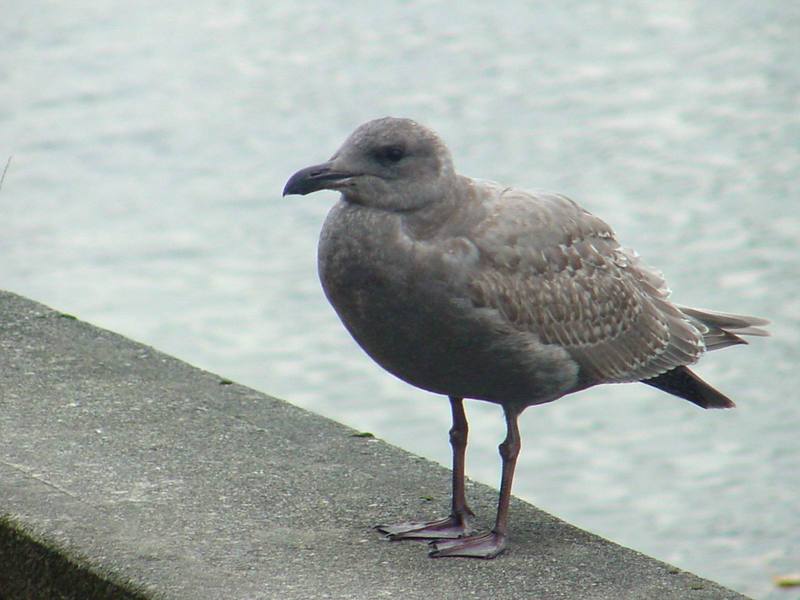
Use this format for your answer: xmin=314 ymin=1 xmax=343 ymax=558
xmin=377 ymin=396 xmax=475 ymax=540
xmin=429 ymin=405 xmax=521 ymax=558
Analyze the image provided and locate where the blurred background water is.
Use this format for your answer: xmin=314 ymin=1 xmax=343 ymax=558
xmin=2 ymin=1 xmax=798 ymax=597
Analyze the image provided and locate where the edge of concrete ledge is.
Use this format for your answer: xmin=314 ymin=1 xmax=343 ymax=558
xmin=0 ymin=290 xmax=751 ymax=600
xmin=0 ymin=514 xmax=152 ymax=600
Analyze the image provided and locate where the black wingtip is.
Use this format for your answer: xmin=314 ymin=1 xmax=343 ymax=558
xmin=643 ymin=366 xmax=736 ymax=409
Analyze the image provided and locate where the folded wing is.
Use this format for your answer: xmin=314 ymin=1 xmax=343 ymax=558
xmin=466 ymin=188 xmax=705 ymax=386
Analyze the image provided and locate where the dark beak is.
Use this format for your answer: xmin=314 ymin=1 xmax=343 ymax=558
xmin=282 ymin=161 xmax=355 ymax=196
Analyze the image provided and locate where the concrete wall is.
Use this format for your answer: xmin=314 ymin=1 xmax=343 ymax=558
xmin=0 ymin=291 xmax=748 ymax=599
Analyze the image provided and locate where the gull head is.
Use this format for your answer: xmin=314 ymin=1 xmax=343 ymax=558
xmin=283 ymin=117 xmax=456 ymax=212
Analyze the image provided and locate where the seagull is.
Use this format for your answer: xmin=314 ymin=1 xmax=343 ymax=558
xmin=282 ymin=117 xmax=769 ymax=558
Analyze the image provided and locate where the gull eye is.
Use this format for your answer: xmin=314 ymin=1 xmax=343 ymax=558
xmin=374 ymin=144 xmax=406 ymax=164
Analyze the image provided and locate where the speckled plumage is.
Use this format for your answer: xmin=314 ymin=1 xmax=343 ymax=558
xmin=297 ymin=120 xmax=764 ymax=406
xmin=283 ymin=117 xmax=768 ymax=558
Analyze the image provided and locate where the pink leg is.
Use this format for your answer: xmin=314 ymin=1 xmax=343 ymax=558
xmin=429 ymin=405 xmax=521 ymax=558
xmin=377 ymin=396 xmax=475 ymax=540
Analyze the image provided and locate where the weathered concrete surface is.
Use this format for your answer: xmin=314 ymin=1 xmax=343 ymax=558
xmin=0 ymin=290 xmax=749 ymax=599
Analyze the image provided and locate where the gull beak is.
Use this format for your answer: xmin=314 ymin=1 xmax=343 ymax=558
xmin=282 ymin=161 xmax=355 ymax=196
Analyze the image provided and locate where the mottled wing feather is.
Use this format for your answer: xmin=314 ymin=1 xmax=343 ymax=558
xmin=467 ymin=188 xmax=704 ymax=384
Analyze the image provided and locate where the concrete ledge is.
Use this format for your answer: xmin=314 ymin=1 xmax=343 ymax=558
xmin=0 ymin=290 xmax=748 ymax=599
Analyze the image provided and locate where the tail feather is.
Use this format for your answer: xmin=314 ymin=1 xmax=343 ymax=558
xmin=678 ymin=306 xmax=770 ymax=351
xmin=643 ymin=366 xmax=735 ymax=409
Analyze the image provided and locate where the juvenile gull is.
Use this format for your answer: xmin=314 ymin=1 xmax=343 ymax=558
xmin=283 ymin=117 xmax=769 ymax=559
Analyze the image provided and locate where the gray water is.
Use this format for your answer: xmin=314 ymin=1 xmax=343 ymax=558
xmin=2 ymin=2 xmax=798 ymax=597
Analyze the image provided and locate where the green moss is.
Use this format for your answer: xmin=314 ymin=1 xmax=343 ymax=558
xmin=774 ymin=574 xmax=800 ymax=588
xmin=0 ymin=514 xmax=155 ymax=600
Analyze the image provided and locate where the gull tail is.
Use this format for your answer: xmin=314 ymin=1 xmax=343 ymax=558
xmin=644 ymin=307 xmax=769 ymax=409
xmin=678 ymin=306 xmax=770 ymax=351
xmin=644 ymin=366 xmax=735 ymax=409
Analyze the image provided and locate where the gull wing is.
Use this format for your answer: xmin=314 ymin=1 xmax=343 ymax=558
xmin=465 ymin=187 xmax=704 ymax=385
